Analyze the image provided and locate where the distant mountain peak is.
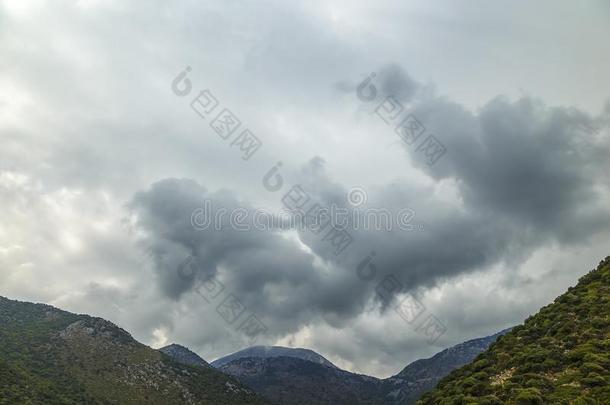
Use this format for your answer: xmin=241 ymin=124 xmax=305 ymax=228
xmin=212 ymin=345 xmax=338 ymax=369
xmin=159 ymin=343 xmax=210 ymax=368
xmin=218 ymin=356 xmax=384 ymax=405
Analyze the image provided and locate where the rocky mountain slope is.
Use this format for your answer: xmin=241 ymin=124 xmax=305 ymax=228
xmin=0 ymin=296 xmax=268 ymax=404
xmin=419 ymin=256 xmax=610 ymax=404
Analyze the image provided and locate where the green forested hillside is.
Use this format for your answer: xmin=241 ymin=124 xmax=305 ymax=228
xmin=0 ymin=296 xmax=268 ymax=405
xmin=419 ymin=256 xmax=610 ymax=404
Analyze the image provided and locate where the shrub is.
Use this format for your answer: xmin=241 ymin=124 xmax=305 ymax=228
xmin=581 ymin=373 xmax=606 ymax=387
xmin=515 ymin=388 xmax=543 ymax=405
xmin=472 ymin=359 xmax=490 ymax=371
xmin=476 ymin=395 xmax=502 ymax=404
xmin=572 ymin=396 xmax=597 ymax=405
xmin=579 ymin=362 xmax=605 ymax=374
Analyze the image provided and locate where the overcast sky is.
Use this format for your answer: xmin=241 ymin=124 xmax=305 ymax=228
xmin=1 ymin=0 xmax=610 ymax=378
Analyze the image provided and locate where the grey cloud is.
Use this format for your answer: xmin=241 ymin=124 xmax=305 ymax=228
xmin=353 ymin=64 xmax=610 ymax=243
xmin=376 ymin=64 xmax=418 ymax=103
xmin=413 ymin=97 xmax=610 ymax=243
xmin=286 ymin=158 xmax=520 ymax=302
xmin=128 ymin=178 xmax=373 ymax=335
xmin=129 ymin=86 xmax=610 ymax=335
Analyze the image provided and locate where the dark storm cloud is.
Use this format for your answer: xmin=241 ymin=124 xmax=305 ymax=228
xmin=129 ymin=63 xmax=610 ymax=338
xmin=128 ymin=178 xmax=375 ymax=334
xmin=414 ymin=94 xmax=610 ymax=244
xmin=284 ymin=157 xmax=522 ymax=305
xmin=376 ymin=64 xmax=418 ymax=103
xmin=333 ymin=67 xmax=610 ymax=314
xmin=358 ymin=64 xmax=610 ymax=243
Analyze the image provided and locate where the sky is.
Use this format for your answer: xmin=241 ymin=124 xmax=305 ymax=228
xmin=1 ymin=0 xmax=610 ymax=378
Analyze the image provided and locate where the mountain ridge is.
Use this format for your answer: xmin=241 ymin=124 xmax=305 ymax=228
xmin=0 ymin=293 xmax=504 ymax=404
xmin=0 ymin=295 xmax=268 ymax=404
xmin=384 ymin=328 xmax=513 ymax=404
xmin=211 ymin=330 xmax=508 ymax=405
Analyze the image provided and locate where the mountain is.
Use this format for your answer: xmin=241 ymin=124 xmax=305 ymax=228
xmin=219 ymin=356 xmax=384 ymax=405
xmin=383 ymin=328 xmax=512 ymax=404
xmin=160 ymin=343 xmax=210 ymax=368
xmin=419 ymin=256 xmax=610 ymax=404
xmin=213 ymin=331 xmax=508 ymax=405
xmin=0 ymin=296 xmax=268 ymax=404
xmin=212 ymin=345 xmax=338 ymax=369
